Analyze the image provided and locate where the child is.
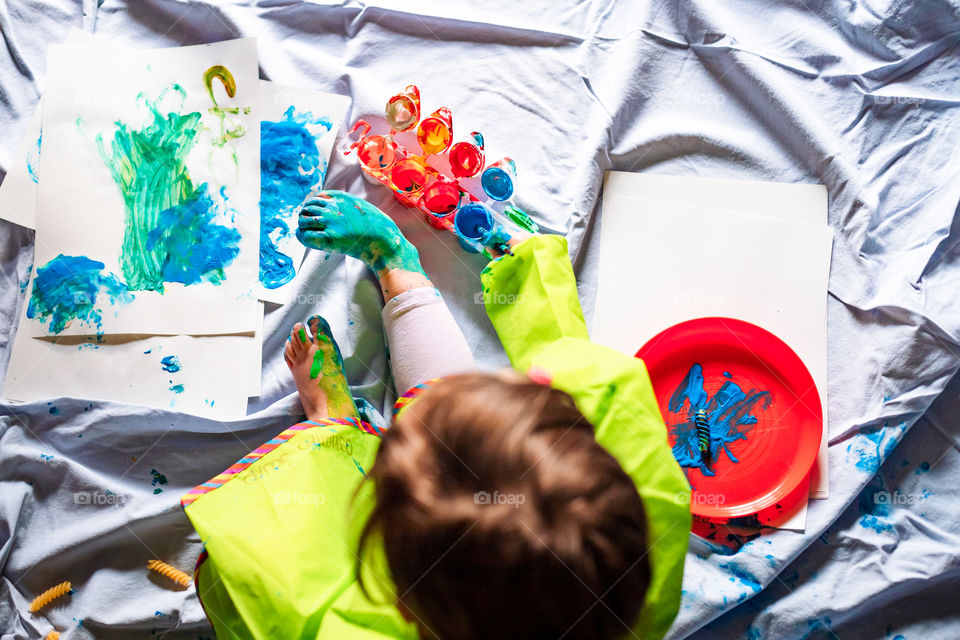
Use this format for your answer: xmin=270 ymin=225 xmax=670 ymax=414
xmin=182 ymin=191 xmax=691 ymax=640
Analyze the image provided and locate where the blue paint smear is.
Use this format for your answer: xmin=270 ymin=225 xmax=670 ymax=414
xmin=718 ymin=562 xmax=761 ymax=592
xmin=915 ymin=461 xmax=930 ymax=475
xmin=146 ymin=183 xmax=241 ymax=286
xmin=259 ymin=106 xmax=332 ymax=289
xmin=27 ymin=255 xmax=133 ymax=334
xmin=851 ymin=421 xmax=906 ymax=474
xmin=26 ymin=130 xmax=41 ymax=184
xmin=667 ymin=364 xmax=771 ymax=475
xmin=48 ymin=406 xmax=59 ymax=415
xmin=169 ymin=383 xmax=185 ymax=394
xmin=160 ymin=355 xmax=182 ymax=373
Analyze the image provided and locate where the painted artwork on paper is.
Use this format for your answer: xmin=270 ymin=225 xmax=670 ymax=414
xmin=29 ymin=38 xmax=261 ymax=337
xmin=256 ymin=81 xmax=349 ymax=303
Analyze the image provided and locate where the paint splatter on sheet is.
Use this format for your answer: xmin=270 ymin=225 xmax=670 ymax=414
xmin=160 ymin=356 xmax=181 ymax=373
xmin=27 ymin=254 xmax=133 ymax=334
xmin=667 ymin=363 xmax=772 ymax=476
xmin=259 ymin=107 xmax=332 ymax=289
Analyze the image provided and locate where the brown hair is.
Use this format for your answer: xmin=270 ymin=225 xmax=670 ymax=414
xmin=358 ymin=372 xmax=650 ymax=640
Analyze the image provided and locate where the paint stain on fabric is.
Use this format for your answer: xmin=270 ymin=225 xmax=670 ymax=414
xmin=27 ymin=255 xmax=133 ymax=334
xmin=160 ymin=355 xmax=182 ymax=373
xmin=94 ymin=86 xmax=241 ymax=291
xmin=26 ymin=130 xmax=41 ymax=184
xmin=858 ymin=478 xmax=894 ymax=533
xmin=259 ymin=107 xmax=332 ymax=289
xmin=151 ymin=468 xmax=168 ymax=494
xmin=666 ymin=363 xmax=771 ymax=475
xmin=848 ymin=421 xmax=907 ymax=474
xmin=915 ymin=461 xmax=930 ymax=475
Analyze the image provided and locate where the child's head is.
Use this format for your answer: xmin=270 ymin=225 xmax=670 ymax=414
xmin=359 ymin=372 xmax=650 ymax=640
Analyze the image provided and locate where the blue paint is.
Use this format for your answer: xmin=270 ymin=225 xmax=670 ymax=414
xmin=798 ymin=617 xmax=833 ymax=640
xmin=18 ymin=264 xmax=32 ymax=292
xmin=40 ymin=453 xmax=54 ymax=461
xmin=667 ymin=364 xmax=771 ymax=474
xmin=851 ymin=421 xmax=906 ymax=474
xmin=144 ymin=349 xmax=153 ymax=354
xmin=481 ymin=166 xmax=514 ymax=200
xmin=259 ymin=106 xmax=332 ymax=289
xmin=718 ymin=562 xmax=761 ymax=592
xmin=455 ymin=203 xmax=494 ymax=239
xmin=27 ymin=255 xmax=133 ymax=334
xmin=160 ymin=355 xmax=182 ymax=373
xmin=747 ymin=627 xmax=762 ymax=640
xmin=915 ymin=461 xmax=930 ymax=475
xmin=26 ymin=130 xmax=41 ymax=184
xmin=858 ymin=478 xmax=894 ymax=533
xmin=764 ymin=554 xmax=777 ymax=567
xmin=169 ymin=383 xmax=185 ymax=394
xmin=146 ymin=184 xmax=241 ymax=286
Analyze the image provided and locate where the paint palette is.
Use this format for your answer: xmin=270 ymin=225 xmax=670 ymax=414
xmin=636 ymin=317 xmax=822 ymax=521
xmin=339 ymin=85 xmax=538 ymax=255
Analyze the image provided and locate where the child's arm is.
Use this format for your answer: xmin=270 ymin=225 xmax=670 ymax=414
xmin=480 ymin=233 xmax=692 ymax=640
xmin=298 ymin=192 xmax=475 ymax=392
xmin=479 ymin=233 xmax=589 ymax=372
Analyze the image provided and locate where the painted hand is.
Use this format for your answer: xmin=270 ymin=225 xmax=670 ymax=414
xmin=297 ymin=190 xmax=425 ymax=274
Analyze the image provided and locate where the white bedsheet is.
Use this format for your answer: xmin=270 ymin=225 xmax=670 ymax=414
xmin=1 ymin=2 xmax=959 ymax=638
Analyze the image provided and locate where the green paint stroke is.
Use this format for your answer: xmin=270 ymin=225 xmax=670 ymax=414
xmin=95 ymin=80 xmax=244 ymax=291
xmin=204 ymin=65 xmax=250 ymax=163
xmin=308 ymin=315 xmax=357 ymax=419
xmin=310 ymin=349 xmax=324 ymax=379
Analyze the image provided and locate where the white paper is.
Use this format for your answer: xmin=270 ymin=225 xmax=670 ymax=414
xmin=3 ymin=287 xmax=254 ymax=419
xmin=257 ymin=81 xmax=349 ymax=304
xmin=600 ymin=172 xmax=832 ymax=501
xmin=31 ymin=39 xmax=260 ymax=337
xmin=0 ymin=103 xmax=42 ymax=230
xmin=595 ymin=194 xmax=832 ymax=506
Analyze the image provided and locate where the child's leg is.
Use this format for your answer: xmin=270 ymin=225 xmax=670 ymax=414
xmin=297 ymin=191 xmax=474 ymax=393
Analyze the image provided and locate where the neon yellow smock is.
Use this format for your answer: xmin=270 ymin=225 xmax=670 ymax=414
xmin=481 ymin=234 xmax=692 ymax=640
xmin=182 ymin=233 xmax=690 ymax=640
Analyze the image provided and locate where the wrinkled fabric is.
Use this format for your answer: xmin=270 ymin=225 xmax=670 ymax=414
xmin=1 ymin=1 xmax=959 ymax=638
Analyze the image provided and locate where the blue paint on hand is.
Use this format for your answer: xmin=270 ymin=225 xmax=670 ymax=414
xmin=667 ymin=364 xmax=771 ymax=475
xmin=146 ymin=184 xmax=241 ymax=286
xmin=160 ymin=355 xmax=182 ymax=373
xmin=27 ymin=255 xmax=133 ymax=334
xmin=259 ymin=107 xmax=332 ymax=289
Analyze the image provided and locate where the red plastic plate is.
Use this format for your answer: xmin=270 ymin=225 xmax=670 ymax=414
xmin=636 ymin=317 xmax=822 ymax=520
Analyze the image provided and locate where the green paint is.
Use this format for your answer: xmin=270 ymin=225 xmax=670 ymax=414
xmin=298 ymin=326 xmax=308 ymax=343
xmin=203 ymin=65 xmax=250 ymax=164
xmin=307 ymin=315 xmax=358 ymax=419
xmin=309 ymin=350 xmax=324 ymax=379
xmin=297 ymin=191 xmax=425 ymax=274
xmin=95 ymin=86 xmax=200 ymax=290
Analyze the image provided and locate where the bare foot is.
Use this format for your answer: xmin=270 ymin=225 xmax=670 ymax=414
xmin=284 ymin=315 xmax=359 ymax=421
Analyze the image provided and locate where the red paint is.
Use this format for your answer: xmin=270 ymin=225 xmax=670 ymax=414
xmin=421 ymin=180 xmax=462 ymax=215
